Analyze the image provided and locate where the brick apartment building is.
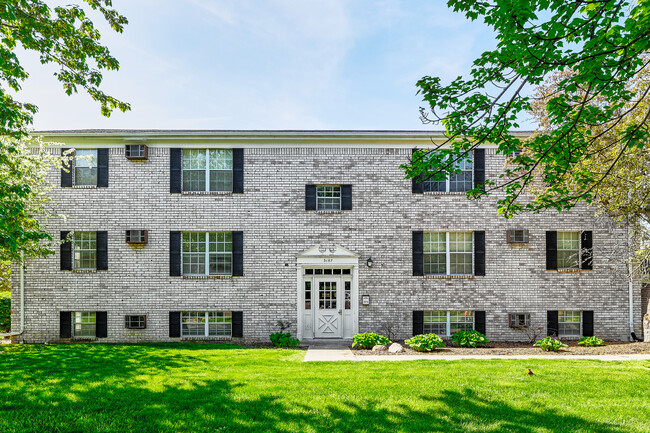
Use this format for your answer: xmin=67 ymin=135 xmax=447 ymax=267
xmin=10 ymin=130 xmax=643 ymax=343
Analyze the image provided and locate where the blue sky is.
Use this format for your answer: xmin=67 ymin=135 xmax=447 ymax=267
xmin=22 ymin=0 xmax=513 ymax=131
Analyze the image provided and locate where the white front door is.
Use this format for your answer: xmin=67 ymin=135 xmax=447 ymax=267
xmin=314 ymin=278 xmax=342 ymax=338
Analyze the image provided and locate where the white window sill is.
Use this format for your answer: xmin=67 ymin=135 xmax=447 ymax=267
xmin=181 ymin=275 xmax=233 ymax=280
xmin=423 ymin=191 xmax=467 ymax=195
xmin=72 ymin=337 xmax=98 ymax=341
xmin=180 ymin=336 xmax=232 ymax=341
xmin=556 ymin=268 xmax=582 ymax=273
xmin=315 ymin=210 xmax=344 ymax=214
xmin=181 ymin=191 xmax=232 ymax=196
xmin=70 ymin=185 xmax=97 ymax=189
xmin=71 ymin=269 xmax=97 ymax=273
xmin=424 ymin=274 xmax=475 ymax=279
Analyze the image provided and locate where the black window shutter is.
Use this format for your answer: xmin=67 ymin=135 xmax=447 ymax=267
xmin=341 ymin=184 xmax=352 ymax=210
xmin=97 ymin=148 xmax=109 ymax=187
xmin=547 ymin=310 xmax=559 ymax=337
xmin=582 ymin=311 xmax=594 ymax=337
xmin=412 ymin=231 xmax=424 ymax=276
xmin=61 ymin=148 xmax=73 ymax=187
xmin=96 ymin=311 xmax=108 ymax=338
xmin=60 ymin=231 xmax=72 ymax=271
xmin=169 ymin=311 xmax=181 ymax=338
xmin=305 ymin=185 xmax=316 ymax=210
xmin=473 ymin=149 xmax=485 ymax=191
xmin=170 ymin=148 xmax=182 ymax=193
xmin=474 ymin=311 xmax=486 ymax=335
xmin=581 ymin=231 xmax=593 ymax=270
xmin=96 ymin=231 xmax=108 ymax=270
xmin=232 ymin=148 xmax=244 ymax=193
xmin=411 ymin=149 xmax=424 ymax=194
xmin=60 ymin=311 xmax=72 ymax=338
xmin=232 ymin=311 xmax=243 ymax=338
xmin=474 ymin=231 xmax=486 ymax=276
xmin=413 ymin=311 xmax=424 ymax=336
xmin=546 ymin=231 xmax=557 ymax=270
xmin=170 ymin=231 xmax=181 ymax=276
xmin=232 ymin=231 xmax=244 ymax=276
xmin=412 ymin=175 xmax=424 ymax=194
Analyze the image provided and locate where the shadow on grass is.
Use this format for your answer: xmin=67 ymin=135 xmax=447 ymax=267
xmin=0 ymin=342 xmax=252 ymax=383
xmin=0 ymin=345 xmax=627 ymax=433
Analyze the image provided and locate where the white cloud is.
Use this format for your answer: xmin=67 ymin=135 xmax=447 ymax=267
xmin=17 ymin=0 xmax=498 ymax=131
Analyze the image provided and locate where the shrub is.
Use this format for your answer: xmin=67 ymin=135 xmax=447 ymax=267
xmin=352 ymin=332 xmax=390 ymax=349
xmin=534 ymin=336 xmax=568 ymax=351
xmin=451 ymin=330 xmax=490 ymax=348
xmin=578 ymin=336 xmax=605 ymax=347
xmin=269 ymin=332 xmax=300 ymax=348
xmin=0 ymin=291 xmax=9 ymax=333
xmin=404 ymin=333 xmax=445 ymax=352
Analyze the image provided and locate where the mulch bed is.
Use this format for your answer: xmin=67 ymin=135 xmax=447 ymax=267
xmin=353 ymin=340 xmax=650 ymax=356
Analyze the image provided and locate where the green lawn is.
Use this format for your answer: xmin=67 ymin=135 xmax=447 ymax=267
xmin=0 ymin=344 xmax=649 ymax=432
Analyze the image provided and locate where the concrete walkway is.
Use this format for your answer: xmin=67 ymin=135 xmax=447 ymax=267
xmin=303 ymin=342 xmax=650 ymax=362
xmin=302 ymin=341 xmax=355 ymax=362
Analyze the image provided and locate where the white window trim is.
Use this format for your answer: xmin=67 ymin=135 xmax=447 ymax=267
xmin=73 ymin=149 xmax=98 ymax=187
xmin=182 ymin=149 xmax=233 ymax=193
xmin=557 ymin=231 xmax=581 ymax=270
xmin=72 ymin=231 xmax=96 ymax=271
xmin=423 ymin=153 xmax=474 ymax=193
xmin=424 ymin=310 xmax=475 ymax=337
xmin=316 ymin=185 xmax=342 ymax=211
xmin=73 ymin=311 xmax=96 ymax=338
xmin=181 ymin=311 xmax=232 ymax=337
xmin=181 ymin=232 xmax=233 ymax=277
xmin=558 ymin=310 xmax=582 ymax=338
xmin=425 ymin=231 xmax=474 ymax=276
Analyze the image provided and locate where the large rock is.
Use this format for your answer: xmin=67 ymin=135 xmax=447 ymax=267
xmin=388 ymin=342 xmax=404 ymax=353
xmin=372 ymin=344 xmax=387 ymax=352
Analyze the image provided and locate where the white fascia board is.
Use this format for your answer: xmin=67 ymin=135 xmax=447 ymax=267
xmin=29 ymin=130 xmax=531 ymax=149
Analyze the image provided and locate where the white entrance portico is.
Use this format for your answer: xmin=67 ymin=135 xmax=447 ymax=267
xmin=296 ymin=244 xmax=359 ymax=340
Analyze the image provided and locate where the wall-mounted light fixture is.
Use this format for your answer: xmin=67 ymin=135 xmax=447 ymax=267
xmin=367 ymin=257 xmax=374 ymax=267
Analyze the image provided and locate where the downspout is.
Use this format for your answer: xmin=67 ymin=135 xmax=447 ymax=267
xmin=629 ymin=263 xmax=635 ymax=341
xmin=627 ymin=216 xmax=642 ymax=341
xmin=0 ymin=251 xmax=25 ymax=338
xmin=628 ymin=214 xmax=635 ymax=341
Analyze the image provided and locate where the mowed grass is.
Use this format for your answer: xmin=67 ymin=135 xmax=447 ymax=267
xmin=1 ymin=344 xmax=649 ymax=433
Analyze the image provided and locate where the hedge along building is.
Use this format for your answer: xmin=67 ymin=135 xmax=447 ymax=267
xmin=9 ymin=130 xmax=643 ymax=343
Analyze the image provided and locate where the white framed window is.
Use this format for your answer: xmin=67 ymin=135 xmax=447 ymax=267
xmin=181 ymin=311 xmax=232 ymax=337
xmin=73 ymin=311 xmax=96 ymax=337
xmin=423 ymin=153 xmax=473 ymax=193
xmin=182 ymin=149 xmax=233 ymax=192
xmin=424 ymin=232 xmax=473 ymax=275
xmin=73 ymin=231 xmax=96 ymax=270
xmin=423 ymin=310 xmax=474 ymax=336
xmin=302 ymin=268 xmax=353 ymax=311
xmin=182 ymin=232 xmax=232 ymax=276
xmin=557 ymin=231 xmax=580 ymax=269
xmin=558 ymin=310 xmax=581 ymax=337
xmin=74 ymin=149 xmax=98 ymax=186
xmin=316 ymin=185 xmax=341 ymax=210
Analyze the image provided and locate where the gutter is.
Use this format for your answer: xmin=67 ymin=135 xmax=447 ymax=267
xmin=0 ymin=252 xmax=25 ymax=338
